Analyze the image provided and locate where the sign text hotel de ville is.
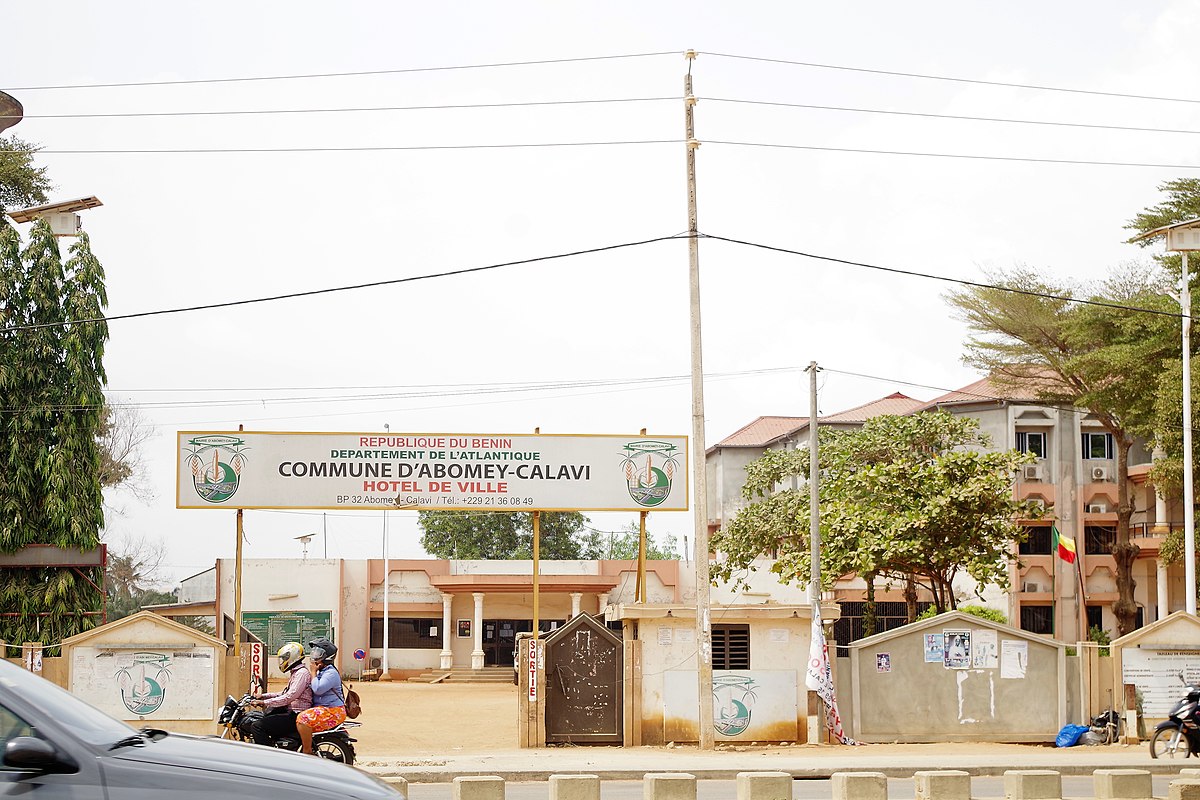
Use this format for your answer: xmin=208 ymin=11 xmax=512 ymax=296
xmin=176 ymin=431 xmax=689 ymax=512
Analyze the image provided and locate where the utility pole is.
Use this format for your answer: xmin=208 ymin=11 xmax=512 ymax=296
xmin=684 ymin=48 xmax=715 ymax=750
xmin=1184 ymin=251 xmax=1196 ymax=615
xmin=807 ymin=363 xmax=820 ymax=598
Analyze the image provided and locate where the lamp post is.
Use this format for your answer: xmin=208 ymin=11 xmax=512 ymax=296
xmin=1132 ymin=218 xmax=1200 ymax=615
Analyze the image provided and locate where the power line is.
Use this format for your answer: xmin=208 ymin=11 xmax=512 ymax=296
xmin=704 ymin=51 xmax=1200 ymax=106
xmin=5 ymin=52 xmax=681 ymax=91
xmin=707 ymin=97 xmax=1200 ymax=137
xmin=27 ymin=139 xmax=679 ymax=155
xmin=6 ymin=96 xmax=676 ymax=120
xmin=709 ymin=138 xmax=1200 ymax=170
xmin=0 ymin=233 xmax=686 ymax=334
xmin=700 ymin=232 xmax=1184 ymax=319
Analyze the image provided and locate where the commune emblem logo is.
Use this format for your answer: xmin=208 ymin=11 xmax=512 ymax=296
xmin=620 ymin=440 xmax=680 ymax=508
xmin=183 ymin=435 xmax=248 ymax=504
xmin=712 ymin=674 xmax=758 ymax=736
xmin=116 ymin=653 xmax=171 ymax=716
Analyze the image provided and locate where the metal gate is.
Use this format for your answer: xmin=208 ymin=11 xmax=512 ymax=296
xmin=543 ymin=613 xmax=623 ymax=744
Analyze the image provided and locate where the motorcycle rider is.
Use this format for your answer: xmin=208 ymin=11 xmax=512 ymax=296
xmin=252 ymin=641 xmax=313 ymax=746
xmin=297 ymin=637 xmax=346 ymax=755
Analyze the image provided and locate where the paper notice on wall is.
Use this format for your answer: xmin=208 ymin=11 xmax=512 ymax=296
xmin=972 ymin=630 xmax=998 ymax=669
xmin=1000 ymin=640 xmax=1028 ymax=679
xmin=658 ymin=627 xmax=674 ymax=646
xmin=677 ymin=628 xmax=694 ymax=644
xmin=769 ymin=628 xmax=789 ymax=644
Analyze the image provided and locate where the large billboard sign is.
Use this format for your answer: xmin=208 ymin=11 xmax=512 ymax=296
xmin=177 ymin=431 xmax=688 ymax=512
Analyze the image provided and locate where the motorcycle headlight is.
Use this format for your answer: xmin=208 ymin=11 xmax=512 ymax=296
xmin=1181 ymin=709 xmax=1192 ymax=720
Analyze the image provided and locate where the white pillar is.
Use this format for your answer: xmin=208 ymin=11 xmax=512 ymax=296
xmin=598 ymin=592 xmax=610 ymax=613
xmin=440 ymin=593 xmax=454 ymax=670
xmin=570 ymin=592 xmax=582 ymax=618
xmin=1159 ymin=559 xmax=1171 ymax=622
xmin=471 ymin=592 xmax=485 ymax=670
xmin=1154 ymin=446 xmax=1170 ymax=532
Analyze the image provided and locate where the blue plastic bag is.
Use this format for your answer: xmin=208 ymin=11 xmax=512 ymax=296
xmin=1055 ymin=723 xmax=1090 ymax=747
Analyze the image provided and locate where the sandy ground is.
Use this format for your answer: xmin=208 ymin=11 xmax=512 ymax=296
xmin=346 ymin=681 xmax=521 ymax=756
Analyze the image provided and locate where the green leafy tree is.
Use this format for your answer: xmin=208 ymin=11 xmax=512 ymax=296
xmin=419 ymin=511 xmax=590 ymax=559
xmin=0 ymin=135 xmax=51 ymax=222
xmin=104 ymin=537 xmax=171 ymax=621
xmin=580 ymin=522 xmax=678 ymax=560
xmin=916 ymin=604 xmax=1008 ymax=624
xmin=0 ymin=220 xmax=109 ymax=647
xmin=947 ymin=265 xmax=1174 ymax=637
xmin=712 ymin=412 xmax=1033 ymax=634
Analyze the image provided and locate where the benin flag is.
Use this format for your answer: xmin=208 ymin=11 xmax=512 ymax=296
xmin=1052 ymin=526 xmax=1077 ymax=563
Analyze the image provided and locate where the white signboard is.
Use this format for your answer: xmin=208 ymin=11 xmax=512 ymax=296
xmin=1122 ymin=648 xmax=1200 ymax=716
xmin=71 ymin=647 xmax=215 ymax=720
xmin=177 ymin=431 xmax=688 ymax=512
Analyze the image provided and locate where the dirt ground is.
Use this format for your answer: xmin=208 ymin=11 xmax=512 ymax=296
xmin=345 ymin=681 xmax=520 ymax=756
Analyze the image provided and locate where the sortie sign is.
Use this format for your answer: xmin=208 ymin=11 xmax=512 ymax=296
xmin=176 ymin=431 xmax=689 ymax=512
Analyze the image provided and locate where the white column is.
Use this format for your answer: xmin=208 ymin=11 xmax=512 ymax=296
xmin=598 ymin=592 xmax=610 ymax=613
xmin=471 ymin=592 xmax=485 ymax=670
xmin=1158 ymin=558 xmax=1170 ymax=622
xmin=440 ymin=593 xmax=453 ymax=670
xmin=570 ymin=592 xmax=582 ymax=618
xmin=1154 ymin=445 xmax=1170 ymax=532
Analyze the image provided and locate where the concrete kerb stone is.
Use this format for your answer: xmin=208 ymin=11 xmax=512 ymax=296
xmin=1093 ymin=770 xmax=1153 ymax=800
xmin=644 ymin=773 xmax=697 ymax=800
xmin=831 ymin=772 xmax=889 ymax=800
xmin=454 ymin=776 xmax=506 ymax=800
xmin=914 ymin=770 xmax=972 ymax=800
xmin=736 ymin=772 xmax=793 ymax=800
xmin=549 ymin=774 xmax=601 ymax=800
xmin=1004 ymin=770 xmax=1063 ymax=800
xmin=1170 ymin=779 xmax=1200 ymax=800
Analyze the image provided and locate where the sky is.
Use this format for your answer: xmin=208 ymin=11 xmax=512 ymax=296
xmin=5 ymin=2 xmax=1200 ymax=587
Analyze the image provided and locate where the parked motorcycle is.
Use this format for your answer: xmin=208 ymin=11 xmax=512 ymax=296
xmin=217 ymin=694 xmax=359 ymax=765
xmin=1149 ymin=680 xmax=1200 ymax=758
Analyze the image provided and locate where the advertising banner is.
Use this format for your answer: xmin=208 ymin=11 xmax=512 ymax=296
xmin=177 ymin=431 xmax=688 ymax=512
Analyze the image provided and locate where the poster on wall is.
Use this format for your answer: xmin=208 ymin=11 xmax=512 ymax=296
xmin=1000 ymin=640 xmax=1028 ymax=679
xmin=457 ymin=619 xmax=472 ymax=638
xmin=876 ymin=653 xmax=892 ymax=673
xmin=972 ymin=629 xmax=998 ymax=669
xmin=71 ymin=647 xmax=215 ymax=720
xmin=1122 ymin=649 xmax=1200 ymax=716
xmin=923 ymin=633 xmax=944 ymax=663
xmin=943 ymin=630 xmax=971 ymax=669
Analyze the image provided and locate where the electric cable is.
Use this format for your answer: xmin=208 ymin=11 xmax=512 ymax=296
xmin=5 ymin=52 xmax=681 ymax=91
xmin=27 ymin=139 xmax=680 ymax=155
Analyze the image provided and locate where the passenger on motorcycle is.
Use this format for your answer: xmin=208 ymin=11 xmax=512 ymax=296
xmin=252 ymin=641 xmax=313 ymax=746
xmin=296 ymin=637 xmax=346 ymax=755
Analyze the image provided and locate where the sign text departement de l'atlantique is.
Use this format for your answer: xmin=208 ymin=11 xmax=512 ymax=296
xmin=176 ymin=431 xmax=689 ymax=512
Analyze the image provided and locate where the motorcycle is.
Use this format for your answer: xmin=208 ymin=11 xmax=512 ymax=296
xmin=217 ymin=694 xmax=359 ymax=765
xmin=1149 ymin=679 xmax=1200 ymax=759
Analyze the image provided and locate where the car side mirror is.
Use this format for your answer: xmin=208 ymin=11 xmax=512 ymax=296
xmin=4 ymin=737 xmax=75 ymax=774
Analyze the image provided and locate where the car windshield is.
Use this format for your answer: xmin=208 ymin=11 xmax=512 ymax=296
xmin=0 ymin=660 xmax=137 ymax=747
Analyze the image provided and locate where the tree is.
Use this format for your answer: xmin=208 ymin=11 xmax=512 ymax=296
xmin=580 ymin=522 xmax=678 ymax=560
xmin=98 ymin=403 xmax=157 ymax=501
xmin=105 ymin=535 xmax=170 ymax=621
xmin=947 ymin=267 xmax=1174 ymax=636
xmin=0 ymin=135 xmax=51 ymax=222
xmin=419 ymin=511 xmax=590 ymax=559
xmin=0 ymin=219 xmax=109 ymax=647
xmin=711 ymin=412 xmax=1033 ymax=635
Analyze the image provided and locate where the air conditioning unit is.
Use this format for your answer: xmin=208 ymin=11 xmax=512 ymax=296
xmin=1087 ymin=502 xmax=1109 ymax=514
xmin=1022 ymin=581 xmax=1042 ymax=593
xmin=1022 ymin=464 xmax=1042 ymax=481
xmin=1027 ymin=498 xmax=1047 ymax=512
xmin=1091 ymin=466 xmax=1110 ymax=481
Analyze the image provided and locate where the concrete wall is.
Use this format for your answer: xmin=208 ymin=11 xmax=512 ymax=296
xmin=848 ymin=613 xmax=1066 ymax=743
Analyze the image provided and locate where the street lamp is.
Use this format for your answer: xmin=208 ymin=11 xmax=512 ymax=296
xmin=1132 ymin=218 xmax=1200 ymax=615
xmin=295 ymin=534 xmax=314 ymax=560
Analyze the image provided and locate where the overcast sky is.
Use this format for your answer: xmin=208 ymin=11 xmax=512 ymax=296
xmin=5 ymin=2 xmax=1198 ymax=586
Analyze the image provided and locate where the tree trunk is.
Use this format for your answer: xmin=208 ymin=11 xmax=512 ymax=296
xmin=1111 ymin=433 xmax=1141 ymax=637
xmin=904 ymin=574 xmax=918 ymax=622
xmin=863 ymin=571 xmax=878 ymax=637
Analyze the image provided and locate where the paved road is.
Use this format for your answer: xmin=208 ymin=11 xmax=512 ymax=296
xmin=406 ymin=775 xmax=1179 ymax=800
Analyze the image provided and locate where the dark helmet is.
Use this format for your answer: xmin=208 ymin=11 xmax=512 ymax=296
xmin=308 ymin=637 xmax=337 ymax=663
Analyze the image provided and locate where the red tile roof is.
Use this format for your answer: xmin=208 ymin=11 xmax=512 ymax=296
xmin=918 ymin=374 xmax=1044 ymax=410
xmin=821 ymin=392 xmax=925 ymax=423
xmin=710 ymin=392 xmax=923 ymax=451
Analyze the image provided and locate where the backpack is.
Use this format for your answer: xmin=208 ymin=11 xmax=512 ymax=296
xmin=344 ymin=683 xmax=361 ymax=719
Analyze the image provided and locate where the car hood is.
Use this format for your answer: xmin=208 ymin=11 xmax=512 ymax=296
xmin=107 ymin=733 xmax=401 ymax=799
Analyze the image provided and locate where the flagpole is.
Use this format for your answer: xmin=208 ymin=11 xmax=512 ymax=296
xmin=1076 ymin=545 xmax=1088 ymax=643
xmin=1050 ymin=525 xmax=1057 ymax=637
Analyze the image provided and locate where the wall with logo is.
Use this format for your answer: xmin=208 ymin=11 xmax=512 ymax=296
xmin=62 ymin=612 xmax=226 ymax=735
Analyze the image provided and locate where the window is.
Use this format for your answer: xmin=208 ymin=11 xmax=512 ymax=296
xmin=1016 ymin=431 xmax=1047 ymax=458
xmin=711 ymin=624 xmax=750 ymax=670
xmin=1082 ymin=432 xmax=1114 ymax=460
xmin=832 ymin=601 xmax=932 ymax=657
xmin=1084 ymin=525 xmax=1116 ymax=555
xmin=0 ymin=704 xmax=37 ymax=769
xmin=370 ymin=617 xmax=441 ymax=649
xmin=1018 ymin=526 xmax=1052 ymax=556
xmin=1086 ymin=606 xmax=1104 ymax=635
xmin=1020 ymin=605 xmax=1053 ymax=635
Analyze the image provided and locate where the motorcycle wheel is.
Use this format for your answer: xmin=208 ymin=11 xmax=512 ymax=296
xmin=1150 ymin=726 xmax=1191 ymax=759
xmin=314 ymin=738 xmax=355 ymax=765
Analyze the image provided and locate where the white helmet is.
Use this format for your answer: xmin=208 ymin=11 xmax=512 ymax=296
xmin=277 ymin=641 xmax=304 ymax=672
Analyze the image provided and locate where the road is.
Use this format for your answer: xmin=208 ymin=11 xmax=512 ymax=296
xmin=406 ymin=775 xmax=1179 ymax=800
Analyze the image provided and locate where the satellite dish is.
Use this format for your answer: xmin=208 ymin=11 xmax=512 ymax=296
xmin=0 ymin=91 xmax=23 ymax=134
